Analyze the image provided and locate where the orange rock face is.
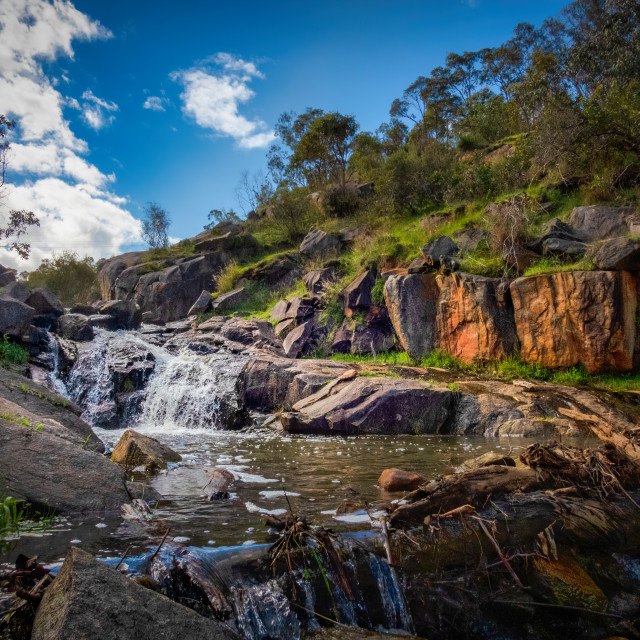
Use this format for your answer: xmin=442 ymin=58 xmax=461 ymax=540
xmin=377 ymin=468 xmax=424 ymax=492
xmin=510 ymin=270 xmax=637 ymax=373
xmin=384 ymin=273 xmax=516 ymax=363
xmin=436 ymin=273 xmax=516 ymax=363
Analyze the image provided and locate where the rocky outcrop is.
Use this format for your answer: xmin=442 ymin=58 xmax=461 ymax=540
xmin=2 ymin=280 xmax=30 ymax=302
xmin=236 ymin=355 xmax=353 ymax=411
xmin=58 ymin=313 xmax=94 ymax=341
xmin=187 ymin=290 xmax=212 ymax=316
xmin=211 ymin=287 xmax=248 ymax=312
xmin=435 ymin=273 xmax=516 ymax=362
xmin=299 ymin=228 xmax=342 ymax=257
xmin=280 ymin=377 xmax=455 ymax=435
xmin=569 ymin=205 xmax=638 ymax=241
xmin=111 ymin=429 xmax=181 ymax=471
xmin=31 ymin=548 xmax=235 ymax=640
xmin=25 ymin=288 xmax=64 ymax=316
xmin=384 ymin=272 xmax=515 ymax=363
xmin=0 ymin=264 xmax=16 ymax=287
xmin=99 ymin=234 xmax=260 ymax=323
xmin=510 ymin=270 xmax=637 ymax=373
xmin=591 ymin=237 xmax=640 ymax=270
xmin=0 ymin=295 xmax=35 ymax=337
xmin=340 ymin=271 xmax=375 ymax=317
xmin=303 ymin=267 xmax=338 ymax=295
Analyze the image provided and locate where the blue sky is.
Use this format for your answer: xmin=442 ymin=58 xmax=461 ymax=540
xmin=0 ymin=0 xmax=567 ymax=270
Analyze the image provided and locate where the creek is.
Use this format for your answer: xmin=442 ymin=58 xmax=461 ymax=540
xmin=0 ymin=329 xmax=597 ymax=638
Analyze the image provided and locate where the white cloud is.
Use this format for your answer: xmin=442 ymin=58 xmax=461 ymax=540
xmin=0 ymin=178 xmax=141 ymax=271
xmin=80 ymin=89 xmax=118 ymax=130
xmin=143 ymin=95 xmax=168 ymax=111
xmin=0 ymin=0 xmax=142 ymax=270
xmin=172 ymin=53 xmax=274 ymax=149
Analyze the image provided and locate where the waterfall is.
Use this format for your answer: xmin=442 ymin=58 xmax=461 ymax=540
xmin=50 ymin=329 xmax=249 ymax=432
xmin=137 ymin=348 xmax=249 ymax=432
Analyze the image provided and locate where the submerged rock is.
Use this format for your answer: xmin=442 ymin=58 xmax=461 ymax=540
xmin=111 ymin=429 xmax=182 ymax=472
xmin=31 ymin=548 xmax=235 ymax=640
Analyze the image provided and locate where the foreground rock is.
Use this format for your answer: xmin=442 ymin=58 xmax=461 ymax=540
xmin=31 ymin=548 xmax=235 ymax=640
xmin=510 ymin=270 xmax=636 ymax=373
xmin=111 ymin=429 xmax=182 ymax=471
xmin=0 ymin=419 xmax=134 ymax=515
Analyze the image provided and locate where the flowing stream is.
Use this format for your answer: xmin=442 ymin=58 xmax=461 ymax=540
xmin=0 ymin=329 xmax=594 ymax=638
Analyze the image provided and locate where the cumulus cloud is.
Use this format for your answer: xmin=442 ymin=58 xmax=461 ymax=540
xmin=79 ymin=90 xmax=118 ymax=130
xmin=172 ymin=53 xmax=274 ymax=149
xmin=0 ymin=0 xmax=142 ymax=270
xmin=143 ymin=95 xmax=168 ymax=111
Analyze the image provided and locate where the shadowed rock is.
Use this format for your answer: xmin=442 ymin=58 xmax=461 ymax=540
xmin=31 ymin=547 xmax=236 ymax=640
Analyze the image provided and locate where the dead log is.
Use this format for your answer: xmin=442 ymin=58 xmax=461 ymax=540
xmin=389 ymin=465 xmax=550 ymax=527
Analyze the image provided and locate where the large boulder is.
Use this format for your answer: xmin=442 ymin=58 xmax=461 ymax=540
xmin=31 ymin=548 xmax=235 ymax=640
xmin=241 ymin=252 xmax=301 ymax=288
xmin=236 ymin=355 xmax=353 ymax=412
xmin=299 ymin=228 xmax=342 ymax=257
xmin=591 ymin=237 xmax=640 ymax=271
xmin=1 ymin=280 xmax=30 ymax=302
xmin=569 ymin=205 xmax=638 ymax=241
xmin=280 ymin=377 xmax=455 ymax=435
xmin=541 ymin=236 xmax=587 ymax=259
xmin=340 ymin=270 xmax=375 ymax=317
xmin=97 ymin=299 xmax=142 ymax=330
xmin=303 ymin=267 xmax=339 ymax=295
xmin=98 ymin=251 xmax=145 ymax=300
xmin=283 ymin=320 xmax=316 ymax=358
xmin=211 ymin=287 xmax=248 ymax=312
xmin=421 ymin=236 xmax=459 ymax=268
xmin=25 ymin=288 xmax=64 ymax=316
xmin=0 ymin=264 xmax=16 ymax=287
xmin=58 ymin=313 xmax=95 ymax=342
xmin=453 ymin=228 xmax=488 ymax=253
xmin=384 ymin=273 xmax=516 ymax=363
xmin=187 ymin=290 xmax=212 ymax=316
xmin=0 ymin=419 xmax=132 ymax=515
xmin=0 ymin=295 xmax=35 ymax=338
xmin=383 ymin=274 xmax=439 ymax=359
xmin=194 ymin=231 xmax=258 ymax=254
xmin=111 ymin=429 xmax=181 ymax=471
xmin=436 ymin=273 xmax=516 ymax=362
xmin=510 ymin=270 xmax=637 ymax=373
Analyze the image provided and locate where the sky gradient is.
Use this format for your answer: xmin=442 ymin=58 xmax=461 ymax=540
xmin=0 ymin=0 xmax=568 ymax=270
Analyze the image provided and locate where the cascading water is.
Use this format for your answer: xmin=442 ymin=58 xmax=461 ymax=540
xmin=137 ymin=348 xmax=249 ymax=432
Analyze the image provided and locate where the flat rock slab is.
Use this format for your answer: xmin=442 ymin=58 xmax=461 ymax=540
xmin=280 ymin=377 xmax=455 ymax=435
xmin=31 ymin=547 xmax=236 ymax=640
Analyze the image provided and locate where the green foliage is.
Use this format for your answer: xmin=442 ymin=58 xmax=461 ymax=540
xmin=371 ymin=277 xmax=386 ymax=307
xmin=0 ymin=335 xmax=28 ymax=367
xmin=0 ymin=495 xmax=24 ymax=535
xmin=215 ymin=259 xmax=241 ymax=294
xmin=523 ymin=255 xmax=596 ymax=277
xmin=24 ymin=250 xmax=100 ymax=306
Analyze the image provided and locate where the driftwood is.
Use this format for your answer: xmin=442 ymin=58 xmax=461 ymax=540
xmin=389 ymin=465 xmax=549 ymax=527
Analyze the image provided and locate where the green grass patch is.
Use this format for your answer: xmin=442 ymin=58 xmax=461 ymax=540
xmin=0 ymin=335 xmax=28 ymax=367
xmin=523 ymin=255 xmax=596 ymax=277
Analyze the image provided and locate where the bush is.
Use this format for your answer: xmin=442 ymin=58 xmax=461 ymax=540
xmin=269 ymin=186 xmax=321 ymax=243
xmin=371 ymin=277 xmax=386 ymax=307
xmin=0 ymin=335 xmax=28 ymax=367
xmin=24 ymin=251 xmax=100 ymax=306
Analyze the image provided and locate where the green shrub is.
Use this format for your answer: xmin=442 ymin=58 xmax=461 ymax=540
xmin=0 ymin=494 xmax=24 ymax=535
xmin=0 ymin=335 xmax=28 ymax=367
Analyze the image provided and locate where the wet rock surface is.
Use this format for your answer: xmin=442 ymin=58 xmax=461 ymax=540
xmin=31 ymin=548 xmax=236 ymax=640
xmin=111 ymin=429 xmax=182 ymax=471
